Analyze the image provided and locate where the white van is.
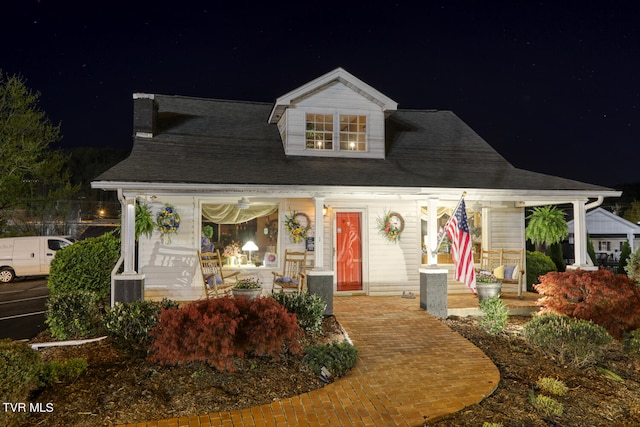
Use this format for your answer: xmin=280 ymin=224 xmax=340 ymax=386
xmin=0 ymin=236 xmax=73 ymax=283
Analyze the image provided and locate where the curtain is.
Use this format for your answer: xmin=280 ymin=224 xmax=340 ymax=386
xmin=202 ymin=204 xmax=278 ymax=224
xmin=419 ymin=207 xmax=453 ymax=222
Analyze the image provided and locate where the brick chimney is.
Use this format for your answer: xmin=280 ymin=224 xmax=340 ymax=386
xmin=132 ymin=93 xmax=157 ymax=138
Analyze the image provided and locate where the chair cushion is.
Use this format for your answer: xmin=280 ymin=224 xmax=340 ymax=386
xmin=276 ymin=276 xmax=299 ymax=284
xmin=207 ymin=274 xmax=224 ymax=288
xmin=511 ymin=264 xmax=520 ymax=279
xmin=504 ymin=265 xmax=516 ymax=279
xmin=493 ymin=265 xmax=505 ymax=279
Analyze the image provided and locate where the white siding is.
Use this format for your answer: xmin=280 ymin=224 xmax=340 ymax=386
xmin=326 ymin=200 xmax=421 ymax=296
xmin=277 ymin=112 xmax=287 ymax=148
xmin=281 ymin=82 xmax=386 ymax=159
xmin=279 ymin=198 xmax=316 ymax=267
xmin=366 ymin=202 xmax=421 ymax=295
xmin=488 ymin=207 xmax=526 ymax=250
xmin=138 ymin=196 xmax=203 ymax=301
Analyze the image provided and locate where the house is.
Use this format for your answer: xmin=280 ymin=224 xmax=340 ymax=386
xmin=567 ymin=207 xmax=640 ymax=264
xmin=92 ymin=68 xmax=621 ymax=303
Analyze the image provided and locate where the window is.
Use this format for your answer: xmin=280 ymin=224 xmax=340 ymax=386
xmin=201 ymin=204 xmax=279 ymax=267
xmin=48 ymin=239 xmax=71 ymax=251
xmin=420 ymin=206 xmax=482 ymax=262
xmin=305 ymin=113 xmax=368 ymax=152
xmin=598 ymin=241 xmax=611 ymax=251
xmin=339 ymin=115 xmax=366 ymax=151
xmin=305 ymin=113 xmax=333 ymax=150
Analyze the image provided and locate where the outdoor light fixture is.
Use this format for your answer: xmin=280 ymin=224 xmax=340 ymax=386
xmin=238 ymin=197 xmax=250 ymax=209
xmin=323 ymin=204 xmax=328 ymax=216
xmin=242 ymin=241 xmax=258 ymax=265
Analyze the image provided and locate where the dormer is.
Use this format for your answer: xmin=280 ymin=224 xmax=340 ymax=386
xmin=269 ymin=68 xmax=397 ymax=159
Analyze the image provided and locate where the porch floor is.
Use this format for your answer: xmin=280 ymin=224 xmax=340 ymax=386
xmin=448 ymin=291 xmax=541 ymax=317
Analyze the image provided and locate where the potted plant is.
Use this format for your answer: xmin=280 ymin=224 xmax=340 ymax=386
xmin=232 ymin=277 xmax=262 ymax=300
xmin=135 ymin=201 xmax=155 ymax=241
xmin=475 ymin=270 xmax=502 ymax=302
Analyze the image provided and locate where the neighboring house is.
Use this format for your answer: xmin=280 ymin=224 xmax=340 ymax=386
xmin=567 ymin=207 xmax=640 ymax=264
xmin=92 ymin=68 xmax=621 ymax=302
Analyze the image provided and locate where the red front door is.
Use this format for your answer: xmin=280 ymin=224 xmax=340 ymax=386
xmin=336 ymin=212 xmax=363 ymax=292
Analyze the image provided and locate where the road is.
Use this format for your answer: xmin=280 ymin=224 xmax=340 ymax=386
xmin=0 ymin=278 xmax=49 ymax=340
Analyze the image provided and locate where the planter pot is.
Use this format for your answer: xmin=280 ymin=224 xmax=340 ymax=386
xmin=232 ymin=287 xmax=262 ymax=300
xmin=476 ymin=282 xmax=502 ymax=302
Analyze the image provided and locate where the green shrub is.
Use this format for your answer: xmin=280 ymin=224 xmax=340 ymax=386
xmin=303 ymin=340 xmax=359 ymax=377
xmin=0 ymin=339 xmax=43 ymax=426
xmin=48 ymin=232 xmax=120 ymax=301
xmin=148 ymin=296 xmax=302 ymax=372
xmin=623 ymin=329 xmax=640 ymax=355
xmin=617 ymin=241 xmax=632 ymax=275
xmin=45 ymin=291 xmax=103 ymax=340
xmin=535 ymin=269 xmax=640 ymax=339
xmin=529 ymin=391 xmax=564 ymax=417
xmin=40 ymin=358 xmax=88 ymax=385
xmin=479 ymin=295 xmax=509 ymax=336
xmin=523 ymin=314 xmax=612 ymax=367
xmin=271 ymin=291 xmax=326 ymax=336
xmin=587 ymin=235 xmax=597 ymax=267
xmin=526 ymin=251 xmax=557 ymax=292
xmin=548 ymin=242 xmax=566 ymax=272
xmin=536 ymin=377 xmax=568 ymax=396
xmin=104 ymin=298 xmax=179 ymax=354
xmin=625 ymin=247 xmax=640 ymax=283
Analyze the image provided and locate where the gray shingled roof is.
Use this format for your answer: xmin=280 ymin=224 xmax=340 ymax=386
xmin=96 ymin=94 xmax=609 ymax=191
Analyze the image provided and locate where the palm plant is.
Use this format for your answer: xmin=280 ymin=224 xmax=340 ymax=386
xmin=525 ymin=205 xmax=568 ymax=254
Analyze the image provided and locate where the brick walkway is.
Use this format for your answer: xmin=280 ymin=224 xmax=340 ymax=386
xmin=119 ymin=296 xmax=499 ymax=427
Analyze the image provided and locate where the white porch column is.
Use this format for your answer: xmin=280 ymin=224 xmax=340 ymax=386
xmin=628 ymin=232 xmax=636 ymax=253
xmin=313 ymin=196 xmax=325 ymax=269
xmin=427 ymin=198 xmax=439 ymax=266
xmin=122 ymin=193 xmax=137 ymax=274
xmin=571 ymin=199 xmax=592 ymax=269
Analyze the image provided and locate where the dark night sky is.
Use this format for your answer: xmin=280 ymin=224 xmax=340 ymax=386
xmin=4 ymin=1 xmax=639 ymax=187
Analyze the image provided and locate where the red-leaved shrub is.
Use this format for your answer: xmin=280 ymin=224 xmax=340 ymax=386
xmin=147 ymin=296 xmax=303 ymax=371
xmin=535 ymin=269 xmax=640 ymax=339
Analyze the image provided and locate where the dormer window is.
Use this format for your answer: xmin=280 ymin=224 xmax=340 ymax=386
xmin=305 ymin=113 xmax=333 ymax=150
xmin=270 ymin=68 xmax=397 ymax=159
xmin=305 ymin=113 xmax=368 ymax=152
xmin=339 ymin=114 xmax=366 ymax=151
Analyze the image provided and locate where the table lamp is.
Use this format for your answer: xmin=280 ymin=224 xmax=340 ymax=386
xmin=242 ymin=241 xmax=259 ymax=265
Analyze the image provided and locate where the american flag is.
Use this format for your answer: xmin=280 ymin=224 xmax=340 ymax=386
xmin=446 ymin=199 xmax=476 ymax=293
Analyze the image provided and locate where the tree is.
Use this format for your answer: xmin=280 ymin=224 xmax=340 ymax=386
xmin=617 ymin=241 xmax=632 ymax=275
xmin=625 ymin=247 xmax=640 ymax=284
xmin=623 ymin=200 xmax=640 ymax=225
xmin=587 ymin=235 xmax=597 ymax=266
xmin=548 ymin=242 xmax=566 ymax=272
xmin=0 ymin=70 xmax=77 ymax=234
xmin=525 ymin=205 xmax=569 ymax=254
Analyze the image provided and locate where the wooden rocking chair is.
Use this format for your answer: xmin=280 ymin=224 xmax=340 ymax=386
xmin=198 ymin=250 xmax=239 ymax=298
xmin=272 ymin=250 xmax=307 ymax=293
xmin=480 ymin=248 xmax=525 ymax=298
